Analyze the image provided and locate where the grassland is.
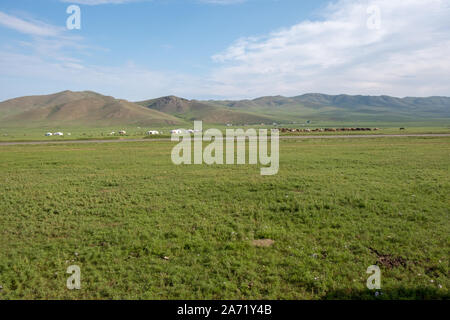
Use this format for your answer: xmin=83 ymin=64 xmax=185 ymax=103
xmin=0 ymin=137 xmax=449 ymax=299
xmin=0 ymin=122 xmax=449 ymax=142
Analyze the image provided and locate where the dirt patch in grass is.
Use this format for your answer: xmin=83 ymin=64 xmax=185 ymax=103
xmin=377 ymin=254 xmax=407 ymax=269
xmin=252 ymin=239 xmax=275 ymax=247
xmin=425 ymin=266 xmax=441 ymax=277
xmin=370 ymin=247 xmax=408 ymax=269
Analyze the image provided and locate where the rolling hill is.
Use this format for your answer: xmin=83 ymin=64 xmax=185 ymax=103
xmin=0 ymin=91 xmax=449 ymax=128
xmin=208 ymin=94 xmax=450 ymax=122
xmin=136 ymin=96 xmax=273 ymax=124
xmin=0 ymin=91 xmax=184 ymax=127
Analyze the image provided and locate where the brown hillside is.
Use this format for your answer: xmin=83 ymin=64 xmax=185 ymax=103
xmin=0 ymin=91 xmax=184 ymax=127
xmin=137 ymin=96 xmax=273 ymax=124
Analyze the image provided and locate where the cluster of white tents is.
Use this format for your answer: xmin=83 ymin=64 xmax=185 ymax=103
xmin=108 ymin=130 xmax=160 ymax=135
xmin=171 ymin=129 xmax=200 ymax=134
xmin=109 ymin=130 xmax=128 ymax=135
xmin=45 ymin=132 xmax=64 ymax=136
xmin=43 ymin=128 xmax=201 ymax=137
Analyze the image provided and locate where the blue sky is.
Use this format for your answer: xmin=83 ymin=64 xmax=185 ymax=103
xmin=0 ymin=0 xmax=449 ymax=101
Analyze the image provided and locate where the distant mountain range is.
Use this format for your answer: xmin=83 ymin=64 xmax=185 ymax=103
xmin=0 ymin=90 xmax=449 ymax=127
xmin=207 ymin=94 xmax=450 ymax=122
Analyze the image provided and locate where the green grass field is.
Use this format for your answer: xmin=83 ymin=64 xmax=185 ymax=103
xmin=0 ymin=122 xmax=449 ymax=142
xmin=0 ymin=137 xmax=448 ymax=299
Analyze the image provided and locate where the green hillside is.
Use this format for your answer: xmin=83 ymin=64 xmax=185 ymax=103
xmin=208 ymin=94 xmax=450 ymax=123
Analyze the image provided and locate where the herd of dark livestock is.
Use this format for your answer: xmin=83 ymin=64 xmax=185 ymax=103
xmin=279 ymin=127 xmax=381 ymax=133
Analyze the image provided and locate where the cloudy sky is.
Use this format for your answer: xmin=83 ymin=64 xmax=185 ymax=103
xmin=0 ymin=0 xmax=449 ymax=101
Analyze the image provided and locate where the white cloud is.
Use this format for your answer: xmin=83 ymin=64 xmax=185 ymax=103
xmin=60 ymin=0 xmax=246 ymax=5
xmin=59 ymin=0 xmax=143 ymax=5
xmin=0 ymin=10 xmax=87 ymax=62
xmin=209 ymin=0 xmax=450 ymax=98
xmin=0 ymin=51 xmax=195 ymax=100
xmin=0 ymin=11 xmax=63 ymax=37
xmin=0 ymin=11 xmax=198 ymax=101
xmin=197 ymin=0 xmax=246 ymax=4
